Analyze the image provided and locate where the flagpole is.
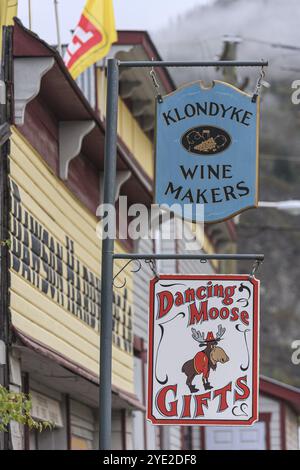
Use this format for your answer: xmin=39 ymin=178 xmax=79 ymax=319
xmin=100 ymin=58 xmax=106 ymax=120
xmin=53 ymin=0 xmax=62 ymax=55
xmin=28 ymin=0 xmax=32 ymax=30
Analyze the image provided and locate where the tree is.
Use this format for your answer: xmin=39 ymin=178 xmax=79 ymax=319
xmin=0 ymin=385 xmax=52 ymax=433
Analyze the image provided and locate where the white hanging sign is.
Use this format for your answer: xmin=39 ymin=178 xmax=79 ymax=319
xmin=147 ymin=275 xmax=259 ymax=426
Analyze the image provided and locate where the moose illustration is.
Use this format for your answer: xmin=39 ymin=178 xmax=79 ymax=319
xmin=181 ymin=325 xmax=229 ymax=393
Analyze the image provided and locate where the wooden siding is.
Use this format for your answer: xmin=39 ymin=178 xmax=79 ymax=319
xmin=285 ymin=404 xmax=299 ymax=450
xmin=96 ymin=69 xmax=153 ymax=180
xmin=9 ymin=129 xmax=134 ymax=394
xmin=177 ymin=225 xmax=215 ymax=275
xmin=111 ymin=410 xmax=133 ymax=450
xmin=133 ymin=237 xmax=153 ymax=345
xmin=169 ymin=427 xmax=181 ymax=451
xmin=192 ymin=428 xmax=202 ymax=450
xmin=70 ymin=400 xmax=95 ymax=445
xmin=132 ymin=356 xmax=145 ymax=449
xmin=259 ymin=394 xmax=281 ymax=450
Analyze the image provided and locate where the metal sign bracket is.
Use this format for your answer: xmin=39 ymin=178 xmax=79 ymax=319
xmin=113 ymin=253 xmax=264 ymax=285
xmin=99 ymin=58 xmax=268 ymax=450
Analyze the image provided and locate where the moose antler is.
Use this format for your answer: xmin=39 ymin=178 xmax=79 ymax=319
xmin=191 ymin=328 xmax=205 ymax=345
xmin=216 ymin=324 xmax=226 ymax=340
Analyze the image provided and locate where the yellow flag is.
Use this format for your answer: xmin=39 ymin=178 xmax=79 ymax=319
xmin=64 ymin=0 xmax=117 ymax=79
xmin=0 ymin=0 xmax=18 ymax=54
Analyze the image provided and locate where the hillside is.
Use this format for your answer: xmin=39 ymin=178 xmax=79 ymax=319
xmin=154 ymin=0 xmax=300 ymax=386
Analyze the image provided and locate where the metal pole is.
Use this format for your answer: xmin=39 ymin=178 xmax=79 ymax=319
xmin=53 ymin=0 xmax=62 ymax=56
xmin=113 ymin=253 xmax=265 ymax=262
xmin=99 ymin=58 xmax=119 ymax=450
xmin=28 ymin=0 xmax=32 ymax=30
xmin=118 ymin=60 xmax=268 ymax=68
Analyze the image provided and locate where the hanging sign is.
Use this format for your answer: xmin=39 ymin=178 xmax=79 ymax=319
xmin=155 ymin=81 xmax=259 ymax=223
xmin=147 ymin=275 xmax=259 ymax=426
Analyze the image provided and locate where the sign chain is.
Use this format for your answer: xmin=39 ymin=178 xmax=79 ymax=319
xmin=249 ymin=259 xmax=262 ymax=278
xmin=252 ymin=61 xmax=266 ymax=102
xmin=150 ymin=59 xmax=163 ymax=103
xmin=145 ymin=258 xmax=159 ymax=278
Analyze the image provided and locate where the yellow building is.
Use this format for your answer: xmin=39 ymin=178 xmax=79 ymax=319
xmin=0 ymin=20 xmax=236 ymax=450
xmin=0 ymin=19 xmax=173 ymax=450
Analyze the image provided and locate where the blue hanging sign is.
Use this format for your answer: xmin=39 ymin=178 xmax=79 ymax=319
xmin=155 ymin=81 xmax=260 ymax=223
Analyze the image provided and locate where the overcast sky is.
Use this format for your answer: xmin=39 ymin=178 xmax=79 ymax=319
xmin=18 ymin=0 xmax=209 ymax=45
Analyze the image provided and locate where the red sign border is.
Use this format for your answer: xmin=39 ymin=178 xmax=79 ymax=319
xmin=147 ymin=274 xmax=259 ymax=426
